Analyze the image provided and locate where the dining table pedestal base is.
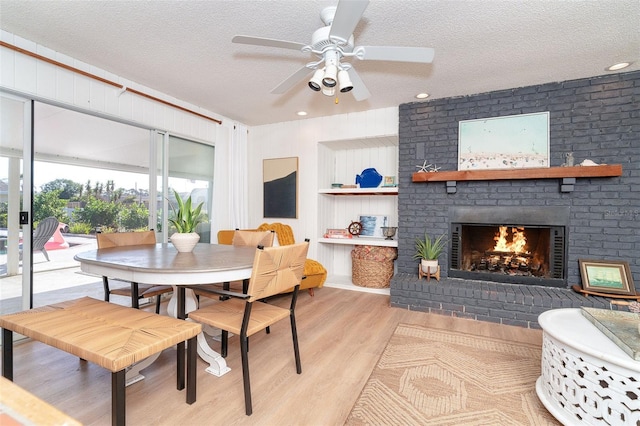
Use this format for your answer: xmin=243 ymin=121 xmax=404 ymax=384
xmin=168 ymin=287 xmax=231 ymax=377
xmin=198 ymin=332 xmax=232 ymax=376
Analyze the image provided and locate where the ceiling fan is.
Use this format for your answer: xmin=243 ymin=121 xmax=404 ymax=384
xmin=232 ymin=0 xmax=434 ymax=101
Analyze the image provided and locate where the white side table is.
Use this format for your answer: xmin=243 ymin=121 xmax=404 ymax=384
xmin=536 ymin=308 xmax=640 ymax=425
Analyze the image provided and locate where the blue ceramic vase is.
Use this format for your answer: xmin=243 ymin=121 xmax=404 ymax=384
xmin=356 ymin=168 xmax=382 ymax=188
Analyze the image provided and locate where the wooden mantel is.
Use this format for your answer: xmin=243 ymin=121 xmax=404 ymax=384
xmin=412 ymin=165 xmax=623 ymax=182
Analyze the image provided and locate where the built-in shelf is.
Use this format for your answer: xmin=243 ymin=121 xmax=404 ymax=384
xmin=319 ymin=187 xmax=398 ymax=195
xmin=412 ymin=164 xmax=622 ymax=182
xmin=319 ymin=237 xmax=398 ymax=247
xmin=317 ymin=136 xmax=399 ymax=293
xmin=319 ymin=187 xmax=398 ymax=247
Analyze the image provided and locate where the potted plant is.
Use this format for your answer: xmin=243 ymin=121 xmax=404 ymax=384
xmin=168 ymin=189 xmax=205 ymax=252
xmin=413 ymin=231 xmax=447 ymax=274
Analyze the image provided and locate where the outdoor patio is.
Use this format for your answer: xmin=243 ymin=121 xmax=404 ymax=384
xmin=0 ymin=234 xmax=141 ymax=314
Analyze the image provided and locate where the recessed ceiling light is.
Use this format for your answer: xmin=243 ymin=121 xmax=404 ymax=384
xmin=296 ymin=111 xmax=308 ymax=116
xmin=415 ymin=93 xmax=429 ymax=99
xmin=606 ymin=62 xmax=631 ymax=71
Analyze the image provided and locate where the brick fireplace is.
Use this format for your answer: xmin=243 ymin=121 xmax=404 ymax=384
xmin=390 ymin=70 xmax=640 ymax=328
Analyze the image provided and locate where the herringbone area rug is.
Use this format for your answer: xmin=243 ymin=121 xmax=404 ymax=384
xmin=346 ymin=323 xmax=560 ymax=425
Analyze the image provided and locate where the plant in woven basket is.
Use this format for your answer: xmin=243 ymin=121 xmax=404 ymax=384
xmin=413 ymin=231 xmax=447 ymax=274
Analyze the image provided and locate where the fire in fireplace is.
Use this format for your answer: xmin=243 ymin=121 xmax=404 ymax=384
xmin=449 ymin=207 xmax=568 ymax=287
xmin=458 ymin=224 xmax=556 ymax=274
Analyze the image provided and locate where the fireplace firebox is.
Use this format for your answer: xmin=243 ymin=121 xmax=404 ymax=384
xmin=448 ymin=207 xmax=569 ymax=288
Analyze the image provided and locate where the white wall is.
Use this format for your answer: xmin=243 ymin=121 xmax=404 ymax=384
xmin=0 ymin=31 xmax=237 ymax=233
xmin=248 ymin=107 xmax=399 ymax=259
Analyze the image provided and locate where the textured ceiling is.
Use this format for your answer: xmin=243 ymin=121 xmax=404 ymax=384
xmin=0 ymin=0 xmax=638 ymax=127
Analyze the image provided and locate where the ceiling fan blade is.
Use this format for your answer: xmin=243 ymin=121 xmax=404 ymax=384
xmin=329 ymin=0 xmax=369 ymax=44
xmin=232 ymin=35 xmax=306 ymax=51
xmin=347 ymin=68 xmax=370 ymax=101
xmin=358 ymin=46 xmax=435 ymax=63
xmin=271 ymin=66 xmax=314 ymax=94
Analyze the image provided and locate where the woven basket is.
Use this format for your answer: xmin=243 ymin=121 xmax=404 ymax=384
xmin=352 ymin=258 xmax=394 ymax=288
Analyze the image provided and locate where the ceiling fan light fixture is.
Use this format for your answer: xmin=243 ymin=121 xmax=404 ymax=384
xmin=338 ymin=70 xmax=353 ymax=93
xmin=308 ymin=69 xmax=324 ymax=91
xmin=233 ymin=0 xmax=435 ymax=102
xmin=322 ymin=86 xmax=335 ymax=97
xmin=322 ymin=64 xmax=338 ymax=87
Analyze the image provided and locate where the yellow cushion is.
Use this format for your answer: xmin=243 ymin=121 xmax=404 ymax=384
xmin=217 ymin=229 xmax=259 ymax=245
xmin=257 ymin=223 xmax=295 ymax=245
xmin=302 ymin=259 xmax=327 ymax=289
xmin=216 ymin=230 xmax=235 ymax=245
xmin=304 ymin=259 xmax=326 ymax=277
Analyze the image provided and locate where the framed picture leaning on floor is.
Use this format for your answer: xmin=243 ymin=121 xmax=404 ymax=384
xmin=578 ymin=259 xmax=636 ymax=296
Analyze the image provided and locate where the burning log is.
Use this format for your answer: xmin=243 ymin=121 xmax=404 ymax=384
xmin=484 ymin=250 xmax=532 ymax=258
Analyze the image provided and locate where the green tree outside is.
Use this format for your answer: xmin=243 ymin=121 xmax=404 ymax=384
xmin=40 ymin=179 xmax=82 ymax=200
xmin=0 ymin=202 xmax=7 ymax=228
xmin=22 ymin=178 xmax=158 ymax=234
xmin=33 ymin=189 xmax=69 ymax=223
xmin=119 ymin=203 xmax=149 ymax=230
xmin=72 ymin=197 xmax=120 ymax=230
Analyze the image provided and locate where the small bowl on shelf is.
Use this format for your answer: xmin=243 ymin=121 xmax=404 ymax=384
xmin=381 ymin=226 xmax=398 ymax=240
xmin=331 ymin=183 xmax=343 ymax=188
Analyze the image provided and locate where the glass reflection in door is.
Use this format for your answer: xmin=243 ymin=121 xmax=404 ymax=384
xmin=158 ymin=135 xmax=214 ymax=244
xmin=31 ymin=103 xmax=151 ymax=308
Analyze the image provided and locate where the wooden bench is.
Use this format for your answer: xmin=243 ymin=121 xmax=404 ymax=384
xmin=0 ymin=297 xmax=202 ymax=426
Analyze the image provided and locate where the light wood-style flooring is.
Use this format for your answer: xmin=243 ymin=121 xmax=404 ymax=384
xmin=4 ymin=287 xmax=542 ymax=425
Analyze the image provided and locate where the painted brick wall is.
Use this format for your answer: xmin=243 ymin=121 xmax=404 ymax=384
xmin=390 ymin=71 xmax=639 ymax=327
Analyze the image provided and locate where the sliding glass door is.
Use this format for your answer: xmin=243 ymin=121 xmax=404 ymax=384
xmin=1 ymin=94 xmax=214 ymax=314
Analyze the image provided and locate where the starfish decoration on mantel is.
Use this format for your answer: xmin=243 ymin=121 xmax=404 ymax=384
xmin=416 ymin=160 xmax=431 ymax=173
xmin=428 ymin=164 xmax=441 ymax=173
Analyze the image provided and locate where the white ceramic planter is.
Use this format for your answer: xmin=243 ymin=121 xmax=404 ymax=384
xmin=170 ymin=232 xmax=200 ymax=253
xmin=421 ymin=259 xmax=439 ymax=274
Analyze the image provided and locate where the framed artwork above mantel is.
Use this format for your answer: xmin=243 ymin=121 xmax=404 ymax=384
xmin=458 ymin=112 xmax=550 ymax=171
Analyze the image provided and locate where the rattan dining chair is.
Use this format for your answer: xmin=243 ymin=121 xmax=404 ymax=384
xmin=96 ymin=230 xmax=172 ymax=313
xmin=193 ymin=230 xmax=275 ymax=299
xmin=188 ymin=241 xmax=309 ymax=416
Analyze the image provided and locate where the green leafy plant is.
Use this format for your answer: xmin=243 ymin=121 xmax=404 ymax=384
xmin=413 ymin=232 xmax=447 ymax=260
xmin=70 ymin=222 xmax=92 ymax=235
xmin=168 ymin=190 xmax=204 ymax=233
